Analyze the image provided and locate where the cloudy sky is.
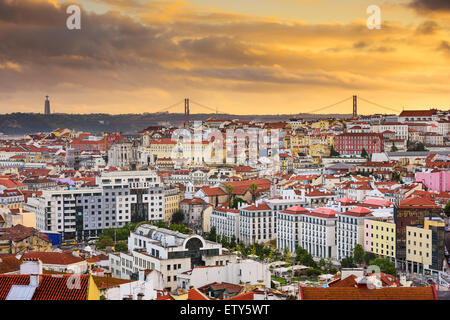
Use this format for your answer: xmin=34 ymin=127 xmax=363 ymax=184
xmin=0 ymin=0 xmax=449 ymax=115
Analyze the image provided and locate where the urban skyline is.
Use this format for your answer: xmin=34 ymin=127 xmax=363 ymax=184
xmin=0 ymin=0 xmax=449 ymax=115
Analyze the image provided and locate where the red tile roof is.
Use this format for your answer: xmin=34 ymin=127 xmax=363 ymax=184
xmin=399 ymin=197 xmax=439 ymax=209
xmin=242 ymin=202 xmax=271 ymax=211
xmin=0 ymin=225 xmax=50 ymax=243
xmin=0 ymin=255 xmax=21 ymax=274
xmin=0 ymin=274 xmax=90 ymax=300
xmin=21 ymin=252 xmax=84 ymax=266
xmin=300 ymin=286 xmax=436 ymax=300
xmin=201 ymin=186 xmax=226 ymax=196
xmin=281 ymin=206 xmax=309 ymax=215
xmin=225 ymin=291 xmax=255 ymax=300
xmin=328 ymin=274 xmax=357 ymax=287
xmin=399 ymin=110 xmax=435 ymax=117
xmin=187 ymin=288 xmax=210 ymax=300
xmin=340 ymin=206 xmax=373 ymax=217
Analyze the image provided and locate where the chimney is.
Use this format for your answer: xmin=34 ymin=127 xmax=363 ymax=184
xmin=30 ymin=274 xmax=39 ymax=287
xmin=20 ymin=258 xmax=43 ymax=286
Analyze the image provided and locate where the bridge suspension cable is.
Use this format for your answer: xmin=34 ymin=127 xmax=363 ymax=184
xmin=358 ymin=96 xmax=400 ymax=113
xmin=299 ymin=96 xmax=353 ymax=114
xmin=190 ymin=100 xmax=224 ymax=114
xmin=153 ymin=99 xmax=185 ymax=113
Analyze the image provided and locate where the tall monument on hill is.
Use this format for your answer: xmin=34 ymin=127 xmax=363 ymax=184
xmin=44 ymin=95 xmax=51 ymax=115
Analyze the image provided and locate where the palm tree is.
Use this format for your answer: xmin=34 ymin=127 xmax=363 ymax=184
xmin=248 ymin=182 xmax=258 ymax=202
xmin=225 ymin=184 xmax=234 ymax=207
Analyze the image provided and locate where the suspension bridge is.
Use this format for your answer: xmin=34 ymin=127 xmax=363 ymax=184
xmin=152 ymin=95 xmax=401 ymax=125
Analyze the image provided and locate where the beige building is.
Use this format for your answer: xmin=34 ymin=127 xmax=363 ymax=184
xmin=406 ymin=217 xmax=446 ymax=273
xmin=0 ymin=207 xmax=36 ymax=228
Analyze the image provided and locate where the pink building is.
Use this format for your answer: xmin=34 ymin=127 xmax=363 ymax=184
xmin=363 ymin=219 xmax=372 ymax=252
xmin=415 ymin=170 xmax=450 ymax=192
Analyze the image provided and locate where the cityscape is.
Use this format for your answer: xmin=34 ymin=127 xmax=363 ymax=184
xmin=0 ymin=0 xmax=449 ymax=307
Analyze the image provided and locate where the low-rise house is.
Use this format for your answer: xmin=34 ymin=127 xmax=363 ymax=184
xmin=21 ymin=251 xmax=88 ymax=274
xmin=0 ymin=225 xmax=52 ymax=254
xmin=0 ymin=259 xmax=99 ymax=300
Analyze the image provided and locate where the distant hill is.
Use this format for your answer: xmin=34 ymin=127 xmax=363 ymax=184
xmin=0 ymin=112 xmax=352 ymax=135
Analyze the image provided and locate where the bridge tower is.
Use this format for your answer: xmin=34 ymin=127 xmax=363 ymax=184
xmin=352 ymin=95 xmax=357 ymax=118
xmin=184 ymin=98 xmax=190 ymax=127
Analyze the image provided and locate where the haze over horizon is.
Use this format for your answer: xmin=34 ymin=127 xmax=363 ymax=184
xmin=0 ymin=0 xmax=449 ymax=115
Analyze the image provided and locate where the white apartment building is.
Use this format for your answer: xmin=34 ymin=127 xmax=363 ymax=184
xmin=115 ymin=224 xmax=236 ymax=291
xmin=276 ymin=206 xmax=308 ymax=253
xmin=177 ymin=259 xmax=271 ymax=290
xmin=209 ymin=206 xmax=240 ymax=241
xmin=25 ymin=170 xmax=164 ymax=240
xmin=372 ymin=123 xmax=409 ymax=140
xmin=300 ymin=208 xmax=337 ymax=259
xmin=336 ymin=207 xmax=373 ymax=260
xmin=265 ymin=189 xmax=306 ymax=212
xmin=209 ymin=190 xmax=306 ymax=246
xmin=239 ymin=202 xmax=276 ymax=245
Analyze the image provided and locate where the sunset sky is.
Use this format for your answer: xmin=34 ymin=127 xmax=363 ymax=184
xmin=0 ymin=0 xmax=449 ymax=115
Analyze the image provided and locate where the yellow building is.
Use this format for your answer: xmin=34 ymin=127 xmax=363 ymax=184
xmin=311 ymin=120 xmax=330 ymax=130
xmin=279 ymin=154 xmax=294 ymax=174
xmin=364 ymin=218 xmax=396 ymax=259
xmin=309 ymin=144 xmax=330 ymax=158
xmin=164 ymin=188 xmax=181 ymax=222
xmin=0 ymin=225 xmax=52 ymax=254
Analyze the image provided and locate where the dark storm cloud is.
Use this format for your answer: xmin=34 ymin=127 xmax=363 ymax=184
xmin=0 ymin=0 xmax=64 ymax=26
xmin=438 ymin=41 xmax=450 ymax=52
xmin=416 ymin=21 xmax=440 ymax=35
xmin=409 ymin=0 xmax=450 ymax=12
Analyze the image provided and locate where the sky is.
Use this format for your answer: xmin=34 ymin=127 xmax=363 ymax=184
xmin=0 ymin=0 xmax=449 ymax=115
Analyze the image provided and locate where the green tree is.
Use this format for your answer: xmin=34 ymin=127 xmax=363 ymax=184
xmin=390 ymin=143 xmax=398 ymax=152
xmin=361 ymin=148 xmax=369 ymax=159
xmin=171 ymin=209 xmax=185 ymax=224
xmin=369 ymin=258 xmax=397 ymax=276
xmin=230 ymin=235 xmax=237 ymax=249
xmin=114 ymin=242 xmax=128 ymax=252
xmin=221 ymin=236 xmax=229 ymax=248
xmin=232 ymin=197 xmax=246 ymax=209
xmin=363 ymin=251 xmax=377 ymax=265
xmin=248 ymin=183 xmax=258 ymax=202
xmin=319 ymin=258 xmax=326 ymax=268
xmin=250 ymin=246 xmax=257 ymax=257
xmin=268 ymin=246 xmax=274 ymax=262
xmin=294 ymin=246 xmax=317 ymax=268
xmin=96 ymin=238 xmax=114 ymax=249
xmin=340 ymin=256 xmax=356 ymax=268
xmin=444 ymin=201 xmax=450 ymax=218
xmin=225 ymin=184 xmax=234 ymax=207
xmin=330 ymin=145 xmax=340 ymax=157
xmin=207 ymin=226 xmax=217 ymax=242
xmin=306 ymin=268 xmax=322 ymax=277
xmin=353 ymin=244 xmax=365 ymax=265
